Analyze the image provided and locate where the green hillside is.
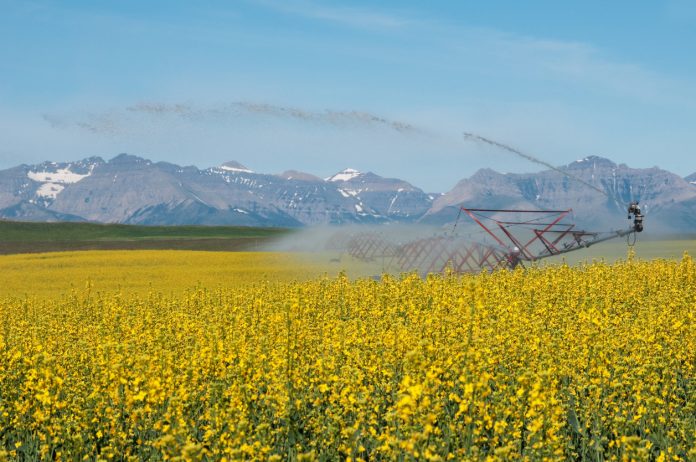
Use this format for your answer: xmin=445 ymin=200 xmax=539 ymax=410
xmin=0 ymin=221 xmax=292 ymax=254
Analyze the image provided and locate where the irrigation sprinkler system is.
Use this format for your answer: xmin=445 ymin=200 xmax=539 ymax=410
xmin=328 ymin=203 xmax=644 ymax=275
xmin=326 ymin=132 xmax=647 ymax=276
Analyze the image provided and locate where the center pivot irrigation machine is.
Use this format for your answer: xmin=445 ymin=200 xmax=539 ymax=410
xmin=327 ymin=133 xmax=646 ymax=275
xmin=328 ymin=202 xmax=644 ymax=275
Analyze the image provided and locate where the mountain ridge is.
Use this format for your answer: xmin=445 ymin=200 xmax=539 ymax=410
xmin=423 ymin=156 xmax=696 ymax=232
xmin=0 ymin=155 xmax=433 ymax=227
xmin=1 ymin=154 xmax=695 ymax=231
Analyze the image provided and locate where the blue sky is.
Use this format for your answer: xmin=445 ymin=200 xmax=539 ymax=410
xmin=1 ymin=0 xmax=695 ymax=191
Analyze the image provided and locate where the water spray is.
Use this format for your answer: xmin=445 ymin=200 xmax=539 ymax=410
xmin=462 ymin=132 xmax=609 ymax=198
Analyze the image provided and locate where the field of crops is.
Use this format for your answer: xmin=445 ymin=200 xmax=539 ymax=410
xmin=0 ymin=251 xmax=694 ymax=460
xmin=0 ymin=251 xmax=332 ymax=298
xmin=0 ymin=221 xmax=291 ymax=255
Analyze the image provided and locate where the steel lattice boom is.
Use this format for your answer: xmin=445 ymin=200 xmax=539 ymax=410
xmin=328 ymin=205 xmax=642 ymax=275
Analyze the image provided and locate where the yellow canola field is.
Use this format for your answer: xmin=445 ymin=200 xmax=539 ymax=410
xmin=0 ymin=253 xmax=694 ymax=461
xmin=0 ymin=251 xmax=334 ymax=298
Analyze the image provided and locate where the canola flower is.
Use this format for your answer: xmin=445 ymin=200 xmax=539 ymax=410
xmin=0 ymin=254 xmax=694 ymax=461
xmin=0 ymin=251 xmax=338 ymax=298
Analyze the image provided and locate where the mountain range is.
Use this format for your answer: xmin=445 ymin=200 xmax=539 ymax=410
xmin=1 ymin=154 xmax=695 ymax=232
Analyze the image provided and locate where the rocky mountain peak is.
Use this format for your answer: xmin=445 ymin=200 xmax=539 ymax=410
xmin=565 ymin=155 xmax=617 ymax=170
xmin=109 ymin=153 xmax=150 ymax=165
xmin=446 ymin=168 xmax=507 ymax=190
xmin=276 ymin=170 xmax=322 ymax=182
xmin=686 ymin=172 xmax=696 ymax=185
xmin=470 ymin=167 xmax=505 ymax=179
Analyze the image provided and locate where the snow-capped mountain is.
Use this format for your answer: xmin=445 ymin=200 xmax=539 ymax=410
xmin=325 ymin=168 xmax=433 ymax=220
xmin=0 ymin=155 xmax=432 ymax=226
xmin=0 ymin=158 xmax=104 ymax=220
xmin=1 ymin=154 xmax=695 ymax=231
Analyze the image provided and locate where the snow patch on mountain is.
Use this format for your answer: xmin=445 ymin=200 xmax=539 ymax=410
xmin=338 ymin=188 xmax=360 ymax=198
xmin=219 ymin=161 xmax=254 ymax=173
xmin=28 ymin=168 xmax=92 ymax=184
xmin=220 ymin=165 xmax=253 ymax=173
xmin=326 ymin=168 xmax=361 ymax=182
xmin=35 ymin=183 xmax=65 ymax=199
xmin=28 ymin=165 xmax=95 ymax=199
xmin=388 ymin=194 xmax=399 ymax=212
